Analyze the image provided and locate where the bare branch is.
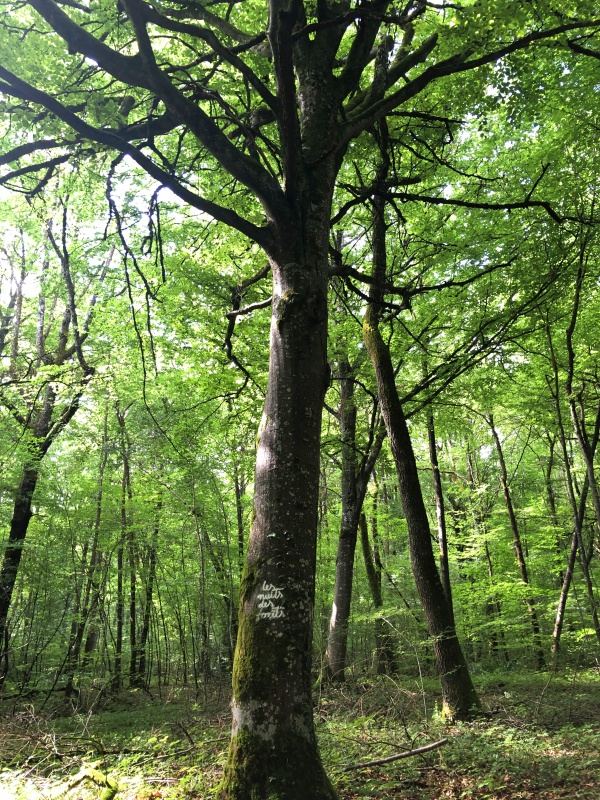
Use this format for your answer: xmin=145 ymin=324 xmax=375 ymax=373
xmin=344 ymin=738 xmax=448 ymax=771
xmin=0 ymin=66 xmax=272 ymax=248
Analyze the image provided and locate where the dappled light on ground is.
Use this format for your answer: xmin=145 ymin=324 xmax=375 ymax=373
xmin=1 ymin=671 xmax=599 ymax=799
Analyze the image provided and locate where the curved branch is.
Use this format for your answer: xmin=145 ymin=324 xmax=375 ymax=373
xmin=387 ymin=190 xmax=565 ymax=223
xmin=341 ymin=19 xmax=600 ymax=144
xmin=0 ymin=66 xmax=272 ymax=248
xmin=226 ymin=297 xmax=272 ymax=318
xmin=24 ymin=0 xmax=285 ymax=218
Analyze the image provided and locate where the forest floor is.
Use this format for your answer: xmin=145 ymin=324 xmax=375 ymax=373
xmin=0 ymin=668 xmax=599 ymax=799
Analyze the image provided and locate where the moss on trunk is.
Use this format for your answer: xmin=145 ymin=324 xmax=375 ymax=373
xmin=220 ymin=727 xmax=336 ymax=800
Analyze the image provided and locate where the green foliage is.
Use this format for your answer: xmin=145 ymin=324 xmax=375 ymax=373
xmin=5 ymin=673 xmax=600 ymax=799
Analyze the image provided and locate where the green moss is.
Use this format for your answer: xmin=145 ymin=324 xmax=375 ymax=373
xmin=219 ymin=728 xmax=337 ymax=800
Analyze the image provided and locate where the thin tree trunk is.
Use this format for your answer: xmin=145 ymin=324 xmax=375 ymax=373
xmin=486 ymin=413 xmax=546 ymax=669
xmin=360 ymin=499 xmax=397 ymax=675
xmin=325 ymin=359 xmax=385 ymax=681
xmin=326 ymin=359 xmax=358 ymax=681
xmin=363 ymin=193 xmax=479 ymax=720
xmin=0 ymin=463 xmax=41 ymax=684
xmin=552 ymin=486 xmax=586 ymax=664
xmin=546 ymin=322 xmax=600 ymax=653
xmin=138 ymin=500 xmax=161 ymax=686
xmin=64 ymin=414 xmax=108 ymax=695
xmin=427 ymin=410 xmax=454 ymax=618
xmin=483 ymin=540 xmax=510 ymax=663
xmin=113 ymin=541 xmax=124 ymax=693
xmin=233 ymin=459 xmax=246 ymax=577
xmin=0 ymin=384 xmax=57 ymax=684
xmin=564 ymin=249 xmax=600 ymax=541
xmin=0 ymin=252 xmax=94 ymax=685
xmin=544 ymin=435 xmax=565 ymax=586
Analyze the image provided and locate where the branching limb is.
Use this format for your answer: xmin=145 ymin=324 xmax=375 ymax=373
xmin=226 ymin=297 xmax=272 ymax=318
xmin=0 ymin=66 xmax=271 ymax=247
xmin=24 ymin=1 xmax=284 ymax=221
xmin=341 ymin=19 xmax=600 ymax=144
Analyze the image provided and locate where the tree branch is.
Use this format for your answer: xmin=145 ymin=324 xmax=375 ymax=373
xmin=25 ymin=0 xmax=285 ymax=219
xmin=344 ymin=738 xmax=448 ymax=771
xmin=341 ymin=19 xmax=600 ymax=144
xmin=0 ymin=66 xmax=272 ymax=248
xmin=386 ymin=190 xmax=564 ymax=223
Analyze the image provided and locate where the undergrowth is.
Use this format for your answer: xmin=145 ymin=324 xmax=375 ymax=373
xmin=0 ymin=669 xmax=598 ymax=799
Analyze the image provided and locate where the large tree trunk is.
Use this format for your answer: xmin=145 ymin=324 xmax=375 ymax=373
xmin=220 ymin=212 xmax=336 ymax=798
xmin=363 ymin=195 xmax=480 ymax=721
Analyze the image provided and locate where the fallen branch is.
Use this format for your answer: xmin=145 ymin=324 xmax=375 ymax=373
xmin=50 ymin=763 xmax=119 ymax=800
xmin=343 ymin=737 xmax=448 ymax=771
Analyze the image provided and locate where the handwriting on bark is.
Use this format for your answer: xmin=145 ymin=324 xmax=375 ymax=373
xmin=257 ymin=581 xmax=285 ymax=619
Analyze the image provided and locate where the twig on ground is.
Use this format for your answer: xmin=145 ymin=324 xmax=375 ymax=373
xmin=343 ymin=737 xmax=448 ymax=771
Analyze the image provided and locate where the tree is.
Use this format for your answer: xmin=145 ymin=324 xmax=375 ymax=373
xmin=0 ymin=197 xmax=107 ymax=683
xmin=2 ymin=1 xmax=600 ymax=795
xmin=324 ymin=354 xmax=385 ymax=681
xmin=362 ymin=191 xmax=480 ymax=718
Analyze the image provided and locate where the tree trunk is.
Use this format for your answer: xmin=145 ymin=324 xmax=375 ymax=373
xmin=547 ymin=315 xmax=600 ymax=651
xmin=486 ymin=413 xmax=546 ymax=669
xmin=138 ymin=501 xmax=161 ymax=686
xmin=483 ymin=540 xmax=510 ymax=663
xmin=0 ymin=386 xmax=55 ymax=684
xmin=220 ymin=216 xmax=336 ymax=798
xmin=325 ymin=360 xmax=385 ymax=681
xmin=233 ymin=458 xmax=246 ymax=577
xmin=544 ymin=435 xmax=565 ymax=586
xmin=113 ymin=540 xmax=124 ymax=693
xmin=552 ymin=507 xmax=583 ymax=664
xmin=0 ymin=276 xmax=92 ymax=686
xmin=427 ymin=410 xmax=454 ymax=619
xmin=360 ymin=505 xmax=397 ymax=675
xmin=363 ymin=195 xmax=479 ymax=721
xmin=64 ymin=421 xmax=108 ymax=696
xmin=325 ymin=359 xmax=358 ymax=681
xmin=0 ymin=464 xmax=40 ymax=684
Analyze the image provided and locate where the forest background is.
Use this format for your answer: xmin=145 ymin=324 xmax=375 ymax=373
xmin=0 ymin=1 xmax=599 ymax=798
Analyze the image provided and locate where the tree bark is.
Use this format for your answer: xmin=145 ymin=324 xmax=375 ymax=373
xmin=363 ymin=194 xmax=479 ymax=720
xmin=326 ymin=359 xmax=359 ymax=681
xmin=325 ymin=359 xmax=385 ymax=681
xmin=546 ymin=320 xmax=600 ymax=653
xmin=427 ymin=410 xmax=454 ymax=619
xmin=220 ymin=209 xmax=336 ymax=799
xmin=233 ymin=458 xmax=246 ymax=577
xmin=0 ymin=383 xmax=57 ymax=684
xmin=0 ymin=244 xmax=95 ymax=685
xmin=486 ymin=413 xmax=546 ymax=669
xmin=359 ymin=506 xmax=398 ymax=676
xmin=138 ymin=500 xmax=161 ymax=686
xmin=0 ymin=463 xmax=41 ymax=684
